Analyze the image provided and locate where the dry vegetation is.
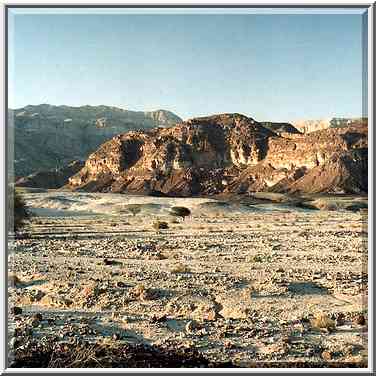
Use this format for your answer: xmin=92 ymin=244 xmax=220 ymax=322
xmin=8 ymin=192 xmax=368 ymax=368
xmin=10 ymin=188 xmax=30 ymax=233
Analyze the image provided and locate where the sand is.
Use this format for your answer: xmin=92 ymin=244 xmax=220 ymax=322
xmin=8 ymin=191 xmax=368 ymax=367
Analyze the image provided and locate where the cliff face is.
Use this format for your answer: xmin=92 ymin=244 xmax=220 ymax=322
xmin=283 ymin=149 xmax=368 ymax=194
xmin=68 ymin=113 xmax=367 ymax=196
xmin=10 ymin=104 xmax=182 ymax=177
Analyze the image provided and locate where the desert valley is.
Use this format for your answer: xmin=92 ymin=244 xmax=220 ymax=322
xmin=8 ymin=105 xmax=368 ymax=367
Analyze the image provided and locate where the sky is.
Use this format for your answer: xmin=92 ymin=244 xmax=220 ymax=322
xmin=8 ymin=8 xmax=367 ymax=122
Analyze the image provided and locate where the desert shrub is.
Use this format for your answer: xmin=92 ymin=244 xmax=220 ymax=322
xmin=129 ymin=284 xmax=155 ymax=300
xmin=171 ymin=263 xmax=191 ymax=273
xmin=346 ymin=202 xmax=368 ymax=212
xmin=9 ymin=187 xmax=29 ymax=233
xmin=124 ymin=204 xmax=142 ymax=216
xmin=252 ymin=254 xmax=264 ymax=263
xmin=251 ymin=254 xmax=272 ymax=263
xmin=152 ymin=221 xmax=169 ymax=231
xmin=310 ymin=312 xmax=336 ymax=331
xmin=169 ymin=206 xmax=191 ymax=221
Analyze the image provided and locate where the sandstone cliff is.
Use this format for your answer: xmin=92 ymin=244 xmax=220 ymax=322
xmin=68 ymin=113 xmax=367 ymax=196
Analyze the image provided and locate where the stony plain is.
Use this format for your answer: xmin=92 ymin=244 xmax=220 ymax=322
xmin=8 ymin=191 xmax=367 ymax=367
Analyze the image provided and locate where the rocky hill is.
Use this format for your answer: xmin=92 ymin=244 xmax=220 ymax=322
xmin=260 ymin=122 xmax=301 ymax=135
xmin=15 ymin=160 xmax=85 ymax=189
xmin=9 ymin=104 xmax=182 ymax=177
xmin=67 ymin=113 xmax=367 ymax=196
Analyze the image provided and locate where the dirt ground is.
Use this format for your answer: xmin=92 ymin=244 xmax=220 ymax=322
xmin=8 ymin=191 xmax=368 ymax=368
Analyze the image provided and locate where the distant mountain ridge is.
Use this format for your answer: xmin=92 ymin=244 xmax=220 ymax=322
xmin=9 ymin=104 xmax=182 ymax=177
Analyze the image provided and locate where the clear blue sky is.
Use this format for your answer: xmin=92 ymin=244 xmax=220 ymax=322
xmin=8 ymin=9 xmax=367 ymax=122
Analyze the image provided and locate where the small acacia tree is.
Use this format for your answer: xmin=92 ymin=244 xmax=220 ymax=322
xmin=125 ymin=204 xmax=142 ymax=217
xmin=169 ymin=206 xmax=191 ymax=222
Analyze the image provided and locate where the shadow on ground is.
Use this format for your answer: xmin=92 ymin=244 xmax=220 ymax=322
xmin=287 ymin=282 xmax=329 ymax=296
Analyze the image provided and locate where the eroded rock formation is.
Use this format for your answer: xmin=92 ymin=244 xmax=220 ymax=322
xmin=68 ymin=113 xmax=367 ymax=196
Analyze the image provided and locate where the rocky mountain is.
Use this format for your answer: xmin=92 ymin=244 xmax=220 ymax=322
xmin=260 ymin=122 xmax=301 ymax=135
xmin=15 ymin=160 xmax=85 ymax=189
xmin=9 ymin=104 xmax=182 ymax=177
xmin=67 ymin=113 xmax=367 ymax=196
xmin=292 ymin=117 xmax=367 ymax=134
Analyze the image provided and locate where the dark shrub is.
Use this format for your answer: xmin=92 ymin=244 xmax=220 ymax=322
xmin=152 ymin=221 xmax=169 ymax=231
xmin=169 ymin=206 xmax=191 ymax=221
xmin=9 ymin=187 xmax=29 ymax=233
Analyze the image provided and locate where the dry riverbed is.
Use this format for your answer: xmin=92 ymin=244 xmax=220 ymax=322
xmin=8 ymin=191 xmax=368 ymax=368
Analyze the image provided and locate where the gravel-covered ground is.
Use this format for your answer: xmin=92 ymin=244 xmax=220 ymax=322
xmin=8 ymin=192 xmax=368 ymax=368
